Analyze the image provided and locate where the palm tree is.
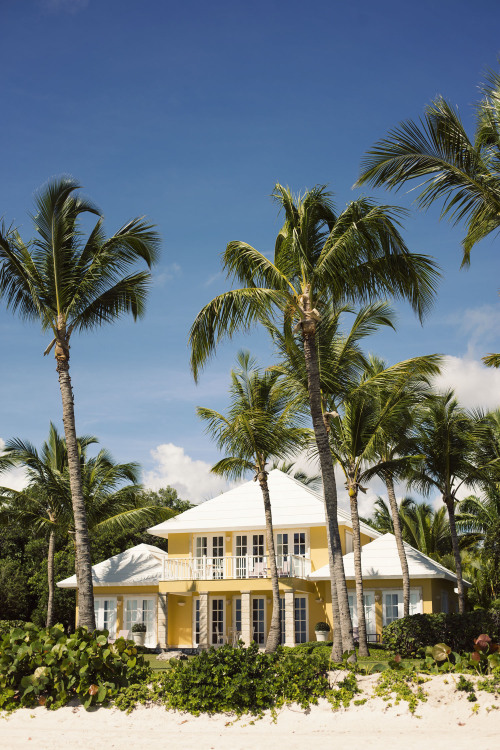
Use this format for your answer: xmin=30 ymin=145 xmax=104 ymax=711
xmin=365 ymin=356 xmax=437 ymax=618
xmin=0 ymin=177 xmax=159 ymax=628
xmin=367 ymin=495 xmax=453 ymax=557
xmin=189 ymin=183 xmax=439 ymax=658
xmin=197 ymin=351 xmax=310 ymax=652
xmin=326 ymin=355 xmax=438 ymax=654
xmin=406 ymin=391 xmax=496 ymax=613
xmin=356 ymin=72 xmax=500 ymax=367
xmin=268 ymin=461 xmax=322 ymax=491
xmin=0 ymin=425 xmax=173 ymax=627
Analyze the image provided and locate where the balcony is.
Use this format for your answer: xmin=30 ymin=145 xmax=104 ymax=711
xmin=162 ymin=554 xmax=311 ymax=581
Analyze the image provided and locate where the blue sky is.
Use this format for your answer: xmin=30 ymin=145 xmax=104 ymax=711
xmin=1 ymin=0 xmax=500 ymax=507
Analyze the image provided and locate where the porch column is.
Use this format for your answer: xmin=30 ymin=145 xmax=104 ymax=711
xmin=199 ymin=592 xmax=209 ymax=650
xmin=240 ymin=591 xmax=252 ymax=646
xmin=157 ymin=593 xmax=168 ymax=649
xmin=116 ymin=595 xmax=124 ymax=633
xmin=284 ymin=590 xmax=295 ymax=646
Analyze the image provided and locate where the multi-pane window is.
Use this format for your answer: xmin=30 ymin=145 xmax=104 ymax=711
xmin=94 ymin=598 xmax=117 ymax=638
xmin=294 ymin=597 xmax=307 ymax=643
xmin=235 ymin=535 xmax=248 ymax=578
xmin=212 ymin=536 xmax=224 ymax=579
xmin=253 ymin=534 xmax=264 ymax=560
xmin=234 ymin=598 xmax=242 ymax=634
xmin=124 ymin=598 xmax=155 ymax=647
xmin=195 ymin=536 xmax=208 ymax=557
xmin=279 ymin=597 xmax=285 ymax=645
xmin=293 ymin=532 xmax=306 ymax=556
xmin=211 ymin=598 xmax=224 ymax=645
xmin=252 ymin=598 xmax=265 ymax=644
xmin=276 ymin=533 xmax=289 ymax=574
xmin=194 ymin=598 xmax=200 ymax=645
xmin=384 ymin=593 xmax=400 ymax=625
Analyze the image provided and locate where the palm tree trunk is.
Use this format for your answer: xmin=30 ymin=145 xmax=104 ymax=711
xmin=258 ymin=471 xmax=281 ymax=652
xmin=331 ymin=570 xmax=343 ymax=657
xmin=348 ymin=482 xmax=369 ymax=657
xmin=301 ymin=317 xmax=354 ymax=659
xmin=385 ymin=475 xmax=411 ymax=617
xmin=445 ymin=494 xmax=466 ymax=614
xmin=46 ymin=527 xmax=56 ymax=628
xmin=56 ymin=350 xmax=96 ymax=630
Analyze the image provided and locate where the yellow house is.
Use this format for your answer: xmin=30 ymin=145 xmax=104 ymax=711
xmin=58 ymin=469 xmax=460 ymax=648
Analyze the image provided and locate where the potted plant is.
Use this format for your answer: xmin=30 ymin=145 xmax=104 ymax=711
xmin=314 ymin=622 xmax=331 ymax=642
xmin=131 ymin=622 xmax=147 ymax=646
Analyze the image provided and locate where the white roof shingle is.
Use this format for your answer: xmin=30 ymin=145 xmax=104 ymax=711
xmin=56 ymin=543 xmax=166 ymax=589
xmin=147 ymin=469 xmax=380 ymax=538
xmin=310 ymin=533 xmax=463 ymax=583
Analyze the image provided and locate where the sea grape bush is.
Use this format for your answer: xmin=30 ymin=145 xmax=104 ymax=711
xmin=382 ymin=610 xmax=500 ymax=657
xmin=153 ymin=642 xmax=330 ymax=716
xmin=0 ymin=623 xmax=151 ymax=711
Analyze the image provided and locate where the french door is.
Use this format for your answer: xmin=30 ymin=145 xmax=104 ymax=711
xmin=94 ymin=597 xmax=117 ymax=638
xmin=124 ymin=596 xmax=157 ymax=648
xmin=348 ymin=592 xmax=376 ymax=641
xmin=194 ymin=535 xmax=224 ymax=579
xmin=252 ymin=597 xmax=265 ymax=645
xmin=210 ymin=597 xmax=225 ymax=645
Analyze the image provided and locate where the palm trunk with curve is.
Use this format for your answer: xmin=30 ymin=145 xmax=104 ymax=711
xmin=445 ymin=494 xmax=466 ymax=614
xmin=301 ymin=307 xmax=354 ymax=659
xmin=258 ymin=470 xmax=282 ymax=652
xmin=347 ymin=480 xmax=369 ymax=657
xmin=385 ymin=475 xmax=411 ymax=617
xmin=46 ymin=526 xmax=56 ymax=628
xmin=56 ymin=337 xmax=96 ymax=630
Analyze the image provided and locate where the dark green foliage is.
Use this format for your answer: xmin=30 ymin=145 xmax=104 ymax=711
xmin=149 ymin=643 xmax=330 ymax=716
xmin=382 ymin=610 xmax=500 ymax=656
xmin=0 ymin=623 xmax=151 ymax=711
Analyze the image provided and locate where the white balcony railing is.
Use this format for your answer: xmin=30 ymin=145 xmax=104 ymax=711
xmin=162 ymin=554 xmax=310 ymax=581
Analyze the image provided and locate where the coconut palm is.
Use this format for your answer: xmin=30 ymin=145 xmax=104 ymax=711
xmin=406 ymin=391 xmax=496 ymax=613
xmin=268 ymin=462 xmax=322 ymax=491
xmin=356 ymin=72 xmax=500 ymax=367
xmin=197 ymin=351 xmax=310 ymax=652
xmin=189 ymin=183 xmax=439 ymax=658
xmin=326 ymin=355 xmax=439 ymax=654
xmin=0 ymin=177 xmax=160 ymax=628
xmin=0 ymin=425 xmax=173 ymax=627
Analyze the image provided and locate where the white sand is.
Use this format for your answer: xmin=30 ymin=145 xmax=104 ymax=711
xmin=1 ymin=674 xmax=499 ymax=750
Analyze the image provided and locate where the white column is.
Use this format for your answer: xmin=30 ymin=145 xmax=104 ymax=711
xmin=284 ymin=590 xmax=295 ymax=647
xmin=241 ymin=592 xmax=252 ymax=646
xmin=199 ymin=592 xmax=209 ymax=650
xmin=157 ymin=593 xmax=168 ymax=649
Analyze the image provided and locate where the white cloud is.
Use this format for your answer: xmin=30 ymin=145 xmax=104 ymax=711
xmin=153 ymin=263 xmax=181 ymax=287
xmin=433 ymin=355 xmax=500 ymax=410
xmin=0 ymin=438 xmax=29 ymax=491
xmin=143 ymin=443 xmax=233 ymax=503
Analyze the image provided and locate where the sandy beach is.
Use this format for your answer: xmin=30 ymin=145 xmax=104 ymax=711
xmin=1 ymin=673 xmax=499 ymax=750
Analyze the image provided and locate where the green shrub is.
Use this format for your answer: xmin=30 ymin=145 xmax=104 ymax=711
xmin=149 ymin=642 xmax=330 ymax=716
xmin=0 ymin=623 xmax=151 ymax=711
xmin=0 ymin=620 xmax=31 ymax=638
xmin=382 ymin=610 xmax=500 ymax=657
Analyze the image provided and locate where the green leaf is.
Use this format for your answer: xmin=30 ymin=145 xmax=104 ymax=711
xmin=432 ymin=643 xmax=451 ymax=662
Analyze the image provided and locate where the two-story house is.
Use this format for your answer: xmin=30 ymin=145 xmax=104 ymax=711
xmin=58 ymin=470 xmax=461 ymax=648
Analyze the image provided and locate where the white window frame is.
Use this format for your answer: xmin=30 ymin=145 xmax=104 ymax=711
xmin=347 ymin=592 xmax=376 ymax=640
xmin=345 ymin=530 xmax=353 ymax=554
xmin=273 ymin=528 xmax=310 ymax=559
xmin=251 ymin=595 xmax=266 ymax=645
xmin=294 ymin=595 xmax=308 ymax=644
xmin=94 ymin=597 xmax=117 ymax=638
xmin=209 ymin=596 xmax=225 ymax=646
xmin=123 ymin=595 xmax=157 ymax=648
xmin=382 ymin=588 xmax=423 ymax=626
xmin=192 ymin=597 xmax=200 ymax=647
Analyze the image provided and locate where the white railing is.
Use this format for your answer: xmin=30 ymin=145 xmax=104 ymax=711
xmin=162 ymin=554 xmax=310 ymax=581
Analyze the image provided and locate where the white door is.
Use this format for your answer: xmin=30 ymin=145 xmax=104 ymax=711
xmin=124 ymin=596 xmax=157 ymax=648
xmin=210 ymin=597 xmax=225 ymax=645
xmin=94 ymin=597 xmax=117 ymax=638
xmin=348 ymin=593 xmax=376 ymax=640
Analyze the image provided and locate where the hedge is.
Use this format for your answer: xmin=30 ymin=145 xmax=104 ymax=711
xmin=382 ymin=609 xmax=500 ymax=657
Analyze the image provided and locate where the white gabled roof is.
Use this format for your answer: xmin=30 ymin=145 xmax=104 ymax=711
xmin=311 ymin=533 xmax=464 ymax=583
xmin=147 ymin=469 xmax=380 ymax=538
xmin=56 ymin=543 xmax=166 ymax=589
